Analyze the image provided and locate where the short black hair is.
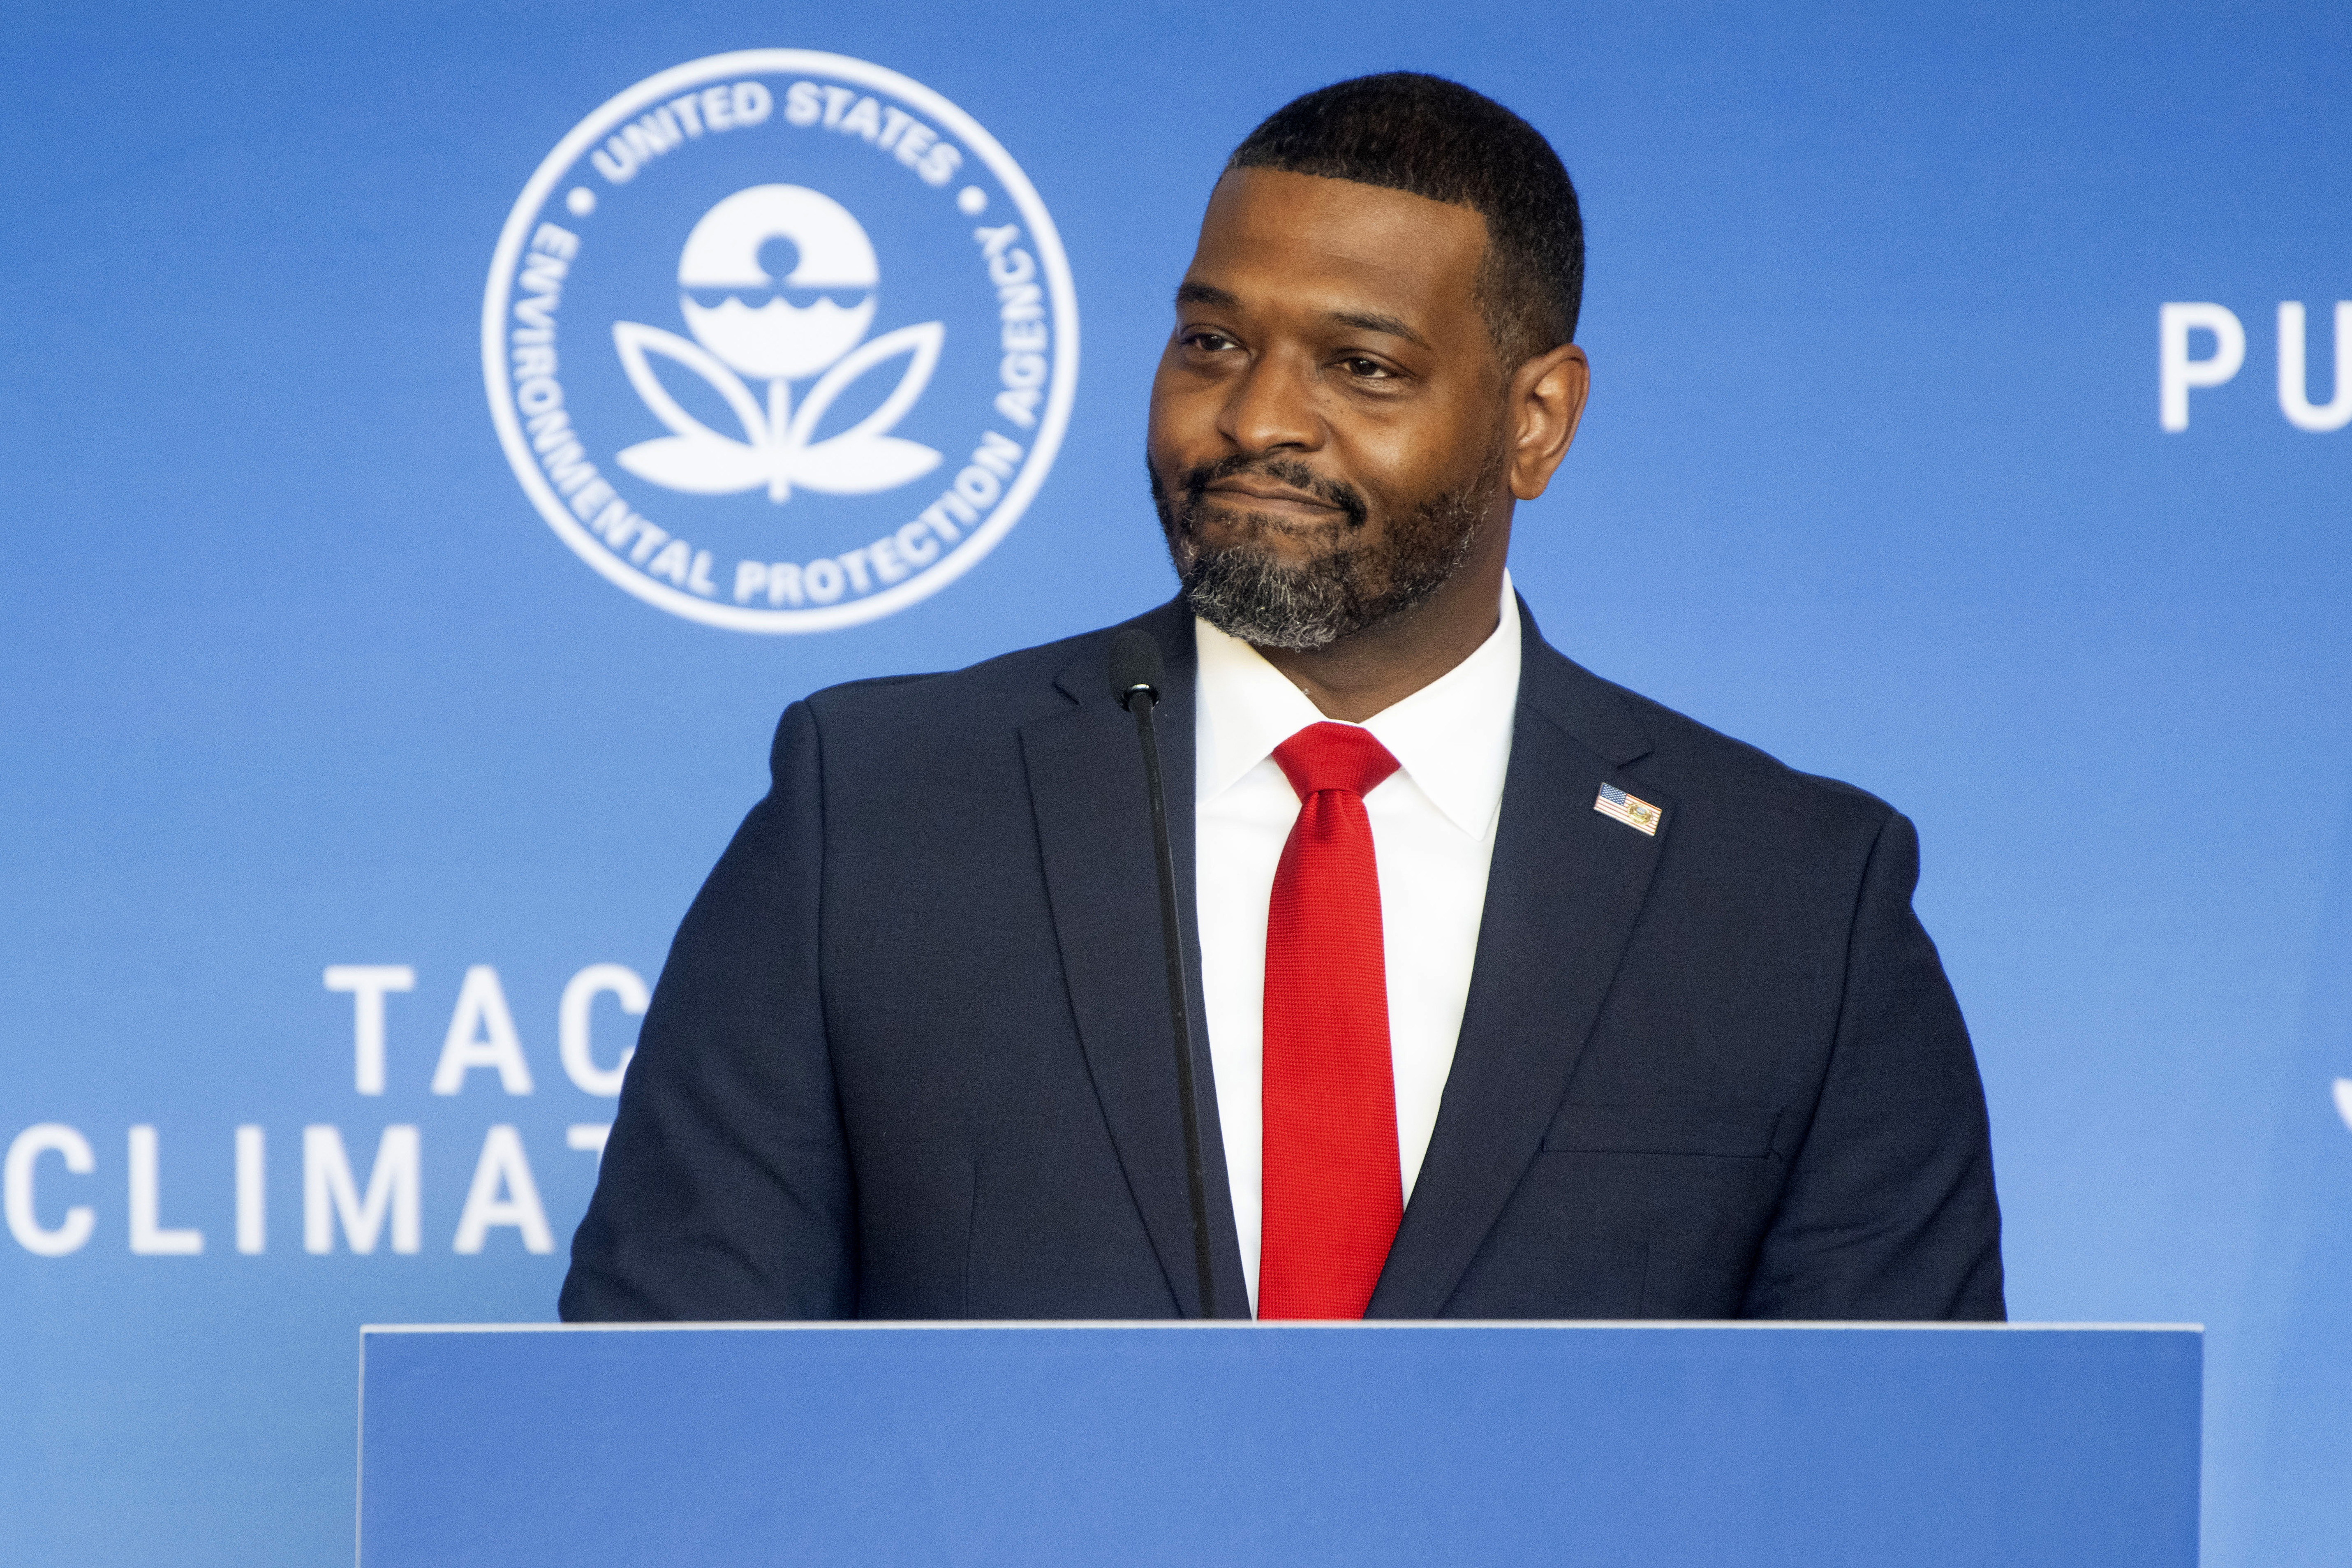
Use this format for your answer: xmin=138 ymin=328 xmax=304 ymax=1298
xmin=1227 ymin=72 xmax=1584 ymax=368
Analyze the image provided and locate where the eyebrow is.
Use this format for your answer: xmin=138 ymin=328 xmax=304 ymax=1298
xmin=1327 ymin=308 xmax=1430 ymax=351
xmin=1173 ymin=282 xmax=1434 ymax=352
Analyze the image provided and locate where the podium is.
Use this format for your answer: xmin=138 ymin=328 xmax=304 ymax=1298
xmin=358 ymin=1321 xmax=2199 ymax=1566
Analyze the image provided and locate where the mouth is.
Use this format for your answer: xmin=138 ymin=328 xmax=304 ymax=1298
xmin=1152 ymin=453 xmax=1370 ymax=546
xmin=1199 ymin=480 xmax=1346 ymax=520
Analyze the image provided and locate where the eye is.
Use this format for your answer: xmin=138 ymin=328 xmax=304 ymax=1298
xmin=1339 ymin=355 xmax=1397 ymax=379
xmin=1182 ymin=328 xmax=1239 ymax=353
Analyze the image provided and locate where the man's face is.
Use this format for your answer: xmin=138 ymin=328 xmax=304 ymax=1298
xmin=1147 ymin=167 xmax=1510 ymax=650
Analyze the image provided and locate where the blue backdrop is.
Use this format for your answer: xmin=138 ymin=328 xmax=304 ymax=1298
xmin=2 ymin=3 xmax=2345 ymax=1563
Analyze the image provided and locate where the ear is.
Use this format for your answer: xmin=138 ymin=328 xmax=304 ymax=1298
xmin=1505 ymin=343 xmax=1590 ymax=501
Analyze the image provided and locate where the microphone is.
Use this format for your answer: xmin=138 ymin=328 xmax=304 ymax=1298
xmin=1109 ymin=628 xmax=1220 ymax=1321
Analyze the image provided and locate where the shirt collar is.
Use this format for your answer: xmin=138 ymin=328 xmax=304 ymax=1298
xmin=1195 ymin=571 xmax=1523 ymax=840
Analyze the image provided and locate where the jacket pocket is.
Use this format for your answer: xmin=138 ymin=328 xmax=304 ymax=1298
xmin=1540 ymin=1100 xmax=1781 ymax=1159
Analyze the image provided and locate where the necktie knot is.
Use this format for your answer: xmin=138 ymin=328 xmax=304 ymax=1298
xmin=1272 ymin=722 xmax=1399 ymax=802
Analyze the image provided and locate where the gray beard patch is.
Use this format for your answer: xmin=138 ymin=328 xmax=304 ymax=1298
xmin=1151 ymin=449 xmax=1499 ymax=651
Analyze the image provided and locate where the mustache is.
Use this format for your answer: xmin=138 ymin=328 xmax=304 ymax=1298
xmin=1168 ymin=454 xmax=1369 ymax=534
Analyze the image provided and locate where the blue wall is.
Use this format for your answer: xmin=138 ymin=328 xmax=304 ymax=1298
xmin=2 ymin=2 xmax=2345 ymax=1562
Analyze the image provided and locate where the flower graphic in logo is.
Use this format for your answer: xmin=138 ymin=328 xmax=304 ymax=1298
xmin=612 ymin=183 xmax=944 ymax=503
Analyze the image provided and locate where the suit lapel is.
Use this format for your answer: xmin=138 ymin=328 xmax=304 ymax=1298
xmin=1368 ymin=606 xmax=1669 ymax=1318
xmin=1018 ymin=600 xmax=1248 ymax=1316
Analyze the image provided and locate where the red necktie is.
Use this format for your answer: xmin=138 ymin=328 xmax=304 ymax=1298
xmin=1258 ymin=721 xmax=1404 ymax=1320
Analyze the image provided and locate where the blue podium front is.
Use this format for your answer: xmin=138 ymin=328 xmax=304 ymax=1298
xmin=357 ymin=1322 xmax=2199 ymax=1567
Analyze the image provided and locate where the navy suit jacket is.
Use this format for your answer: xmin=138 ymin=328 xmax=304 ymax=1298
xmin=561 ymin=596 xmax=2003 ymax=1321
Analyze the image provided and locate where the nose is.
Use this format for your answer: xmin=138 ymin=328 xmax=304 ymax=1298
xmin=1218 ymin=350 xmax=1323 ymax=458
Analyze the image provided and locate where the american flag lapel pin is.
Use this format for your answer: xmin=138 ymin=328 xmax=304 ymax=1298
xmin=1593 ymin=782 xmax=1663 ymax=836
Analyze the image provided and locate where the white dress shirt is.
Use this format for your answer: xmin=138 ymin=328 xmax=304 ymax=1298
xmin=1193 ymin=574 xmax=1522 ymax=1314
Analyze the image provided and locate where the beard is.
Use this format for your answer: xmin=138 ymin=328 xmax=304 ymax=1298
xmin=1149 ymin=444 xmax=1504 ymax=651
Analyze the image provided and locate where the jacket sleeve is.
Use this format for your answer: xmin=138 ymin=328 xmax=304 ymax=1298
xmin=1741 ymin=809 xmax=2006 ymax=1320
xmin=559 ymin=700 xmax=856 ymax=1320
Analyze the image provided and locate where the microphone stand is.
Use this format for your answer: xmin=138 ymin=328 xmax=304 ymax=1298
xmin=1110 ymin=629 xmax=1219 ymax=1321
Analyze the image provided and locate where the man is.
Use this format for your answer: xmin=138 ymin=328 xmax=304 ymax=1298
xmin=561 ymin=73 xmax=2003 ymax=1323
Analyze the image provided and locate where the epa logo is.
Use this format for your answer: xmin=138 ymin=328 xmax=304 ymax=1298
xmin=483 ymin=51 xmax=1077 ymax=632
